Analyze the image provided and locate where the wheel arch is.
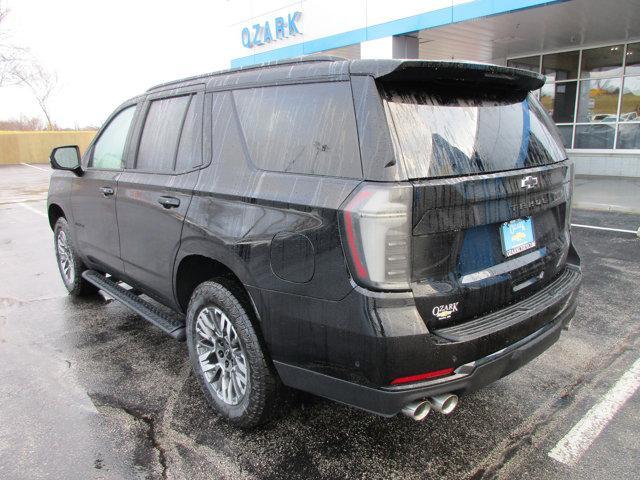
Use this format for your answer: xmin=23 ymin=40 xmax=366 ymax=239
xmin=48 ymin=203 xmax=66 ymax=230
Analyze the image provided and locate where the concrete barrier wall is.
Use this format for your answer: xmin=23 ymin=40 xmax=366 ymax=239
xmin=0 ymin=131 xmax=96 ymax=165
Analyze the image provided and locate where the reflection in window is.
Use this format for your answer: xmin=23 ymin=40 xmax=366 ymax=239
xmin=581 ymin=45 xmax=624 ymax=79
xmin=137 ymin=96 xmax=191 ymax=172
xmin=617 ymin=123 xmax=640 ymax=149
xmin=507 ymin=56 xmax=540 ymax=73
xmin=620 ymin=76 xmax=640 ymax=121
xmin=577 ymin=78 xmax=621 ymax=122
xmin=625 ymin=42 xmax=640 ymax=75
xmin=556 ymin=125 xmax=573 ymax=148
xmin=234 ymin=82 xmax=361 ymax=178
xmin=543 ymin=51 xmax=579 ymax=81
xmin=574 ymin=124 xmax=615 ymax=149
xmin=540 ymin=81 xmax=577 ymax=122
xmin=91 ymin=106 xmax=136 ymax=170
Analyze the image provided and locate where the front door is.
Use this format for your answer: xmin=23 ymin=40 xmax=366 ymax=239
xmin=116 ymin=91 xmax=204 ymax=306
xmin=71 ymin=104 xmax=138 ymax=274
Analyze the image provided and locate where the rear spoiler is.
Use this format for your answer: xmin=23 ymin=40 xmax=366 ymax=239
xmin=350 ymin=59 xmax=545 ymax=92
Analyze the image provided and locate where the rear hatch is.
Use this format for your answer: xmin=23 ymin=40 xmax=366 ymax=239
xmin=379 ymin=66 xmax=573 ymax=330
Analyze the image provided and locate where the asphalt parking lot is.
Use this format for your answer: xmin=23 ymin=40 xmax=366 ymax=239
xmin=0 ymin=163 xmax=639 ymax=480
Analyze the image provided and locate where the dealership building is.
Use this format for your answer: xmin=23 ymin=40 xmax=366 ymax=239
xmin=227 ymin=0 xmax=640 ymax=177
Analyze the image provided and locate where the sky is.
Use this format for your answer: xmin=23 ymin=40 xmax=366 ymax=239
xmin=0 ymin=0 xmax=235 ymax=128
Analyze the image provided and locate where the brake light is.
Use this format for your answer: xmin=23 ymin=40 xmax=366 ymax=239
xmin=339 ymin=183 xmax=412 ymax=291
xmin=390 ymin=368 xmax=455 ymax=385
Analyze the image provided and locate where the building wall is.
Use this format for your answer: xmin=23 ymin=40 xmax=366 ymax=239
xmin=0 ymin=131 xmax=96 ymax=165
xmin=229 ymin=0 xmax=563 ymax=67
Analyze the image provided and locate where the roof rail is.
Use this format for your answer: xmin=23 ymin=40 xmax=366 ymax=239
xmin=146 ymin=54 xmax=348 ymax=92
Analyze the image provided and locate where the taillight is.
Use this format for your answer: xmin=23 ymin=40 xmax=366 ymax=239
xmin=338 ymin=183 xmax=412 ymax=291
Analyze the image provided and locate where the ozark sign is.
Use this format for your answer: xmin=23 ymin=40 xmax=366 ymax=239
xmin=241 ymin=12 xmax=302 ymax=49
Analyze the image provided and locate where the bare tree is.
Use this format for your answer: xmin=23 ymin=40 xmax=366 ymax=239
xmin=11 ymin=62 xmax=58 ymax=129
xmin=1 ymin=2 xmax=58 ymax=129
xmin=0 ymin=2 xmax=20 ymax=86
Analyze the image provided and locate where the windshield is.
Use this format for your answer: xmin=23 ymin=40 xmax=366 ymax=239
xmin=382 ymin=85 xmax=567 ymax=179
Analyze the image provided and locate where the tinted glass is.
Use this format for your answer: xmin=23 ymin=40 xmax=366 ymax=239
xmin=543 ymin=51 xmax=579 ymax=81
xmin=617 ymin=123 xmax=640 ymax=149
xmin=625 ymin=42 xmax=640 ymax=75
xmin=234 ymin=82 xmax=361 ymax=178
xmin=541 ymin=81 xmax=577 ymax=122
xmin=176 ymin=94 xmax=203 ymax=170
xmin=577 ymin=78 xmax=621 ymax=122
xmin=556 ymin=125 xmax=573 ymax=148
xmin=620 ymin=76 xmax=640 ymax=121
xmin=383 ymin=88 xmax=566 ymax=179
xmin=91 ymin=106 xmax=136 ymax=169
xmin=581 ymin=45 xmax=624 ymax=79
xmin=507 ymin=56 xmax=540 ymax=73
xmin=137 ymin=95 xmax=190 ymax=171
xmin=574 ymin=124 xmax=615 ymax=149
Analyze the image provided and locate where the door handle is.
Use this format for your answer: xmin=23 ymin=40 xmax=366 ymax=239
xmin=158 ymin=196 xmax=180 ymax=209
xmin=100 ymin=186 xmax=115 ymax=197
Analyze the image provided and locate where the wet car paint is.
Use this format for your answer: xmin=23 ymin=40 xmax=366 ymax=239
xmin=1 ymin=190 xmax=638 ymax=479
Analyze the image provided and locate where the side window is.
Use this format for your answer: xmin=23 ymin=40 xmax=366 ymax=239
xmin=233 ymin=82 xmax=362 ymax=178
xmin=90 ymin=106 xmax=136 ymax=169
xmin=136 ymin=95 xmax=191 ymax=172
xmin=176 ymin=93 xmax=203 ymax=170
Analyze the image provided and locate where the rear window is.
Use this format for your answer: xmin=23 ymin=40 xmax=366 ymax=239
xmin=382 ymin=85 xmax=566 ymax=179
xmin=233 ymin=82 xmax=362 ymax=178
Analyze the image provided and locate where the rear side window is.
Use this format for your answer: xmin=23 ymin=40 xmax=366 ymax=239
xmin=382 ymin=86 xmax=566 ymax=179
xmin=233 ymin=82 xmax=362 ymax=178
xmin=136 ymin=95 xmax=191 ymax=172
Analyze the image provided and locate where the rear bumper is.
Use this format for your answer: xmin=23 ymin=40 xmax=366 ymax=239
xmin=273 ymin=264 xmax=581 ymax=416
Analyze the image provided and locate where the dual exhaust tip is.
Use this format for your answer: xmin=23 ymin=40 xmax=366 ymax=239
xmin=401 ymin=393 xmax=458 ymax=421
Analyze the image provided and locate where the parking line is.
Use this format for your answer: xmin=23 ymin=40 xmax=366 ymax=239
xmin=17 ymin=202 xmax=47 ymax=218
xmin=20 ymin=162 xmax=50 ymax=172
xmin=571 ymin=223 xmax=638 ymax=235
xmin=548 ymin=357 xmax=640 ymax=466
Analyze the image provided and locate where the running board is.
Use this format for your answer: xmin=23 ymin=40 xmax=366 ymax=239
xmin=82 ymin=270 xmax=186 ymax=340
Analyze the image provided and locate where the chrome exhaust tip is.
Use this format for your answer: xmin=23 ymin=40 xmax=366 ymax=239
xmin=428 ymin=393 xmax=458 ymax=415
xmin=401 ymin=400 xmax=431 ymax=421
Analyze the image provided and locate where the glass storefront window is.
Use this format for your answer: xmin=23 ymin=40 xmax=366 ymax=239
xmin=542 ymin=51 xmax=579 ymax=81
xmin=507 ymin=56 xmax=540 ymax=73
xmin=616 ymin=123 xmax=640 ymax=149
xmin=509 ymin=42 xmax=640 ymax=150
xmin=541 ymin=81 xmax=577 ymax=122
xmin=625 ymin=42 xmax=640 ymax=75
xmin=581 ymin=45 xmax=624 ymax=79
xmin=577 ymin=78 xmax=621 ymax=123
xmin=556 ymin=125 xmax=573 ymax=148
xmin=574 ymin=124 xmax=615 ymax=149
xmin=620 ymin=76 xmax=640 ymax=121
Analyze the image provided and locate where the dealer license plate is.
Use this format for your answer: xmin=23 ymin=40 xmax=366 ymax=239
xmin=500 ymin=217 xmax=536 ymax=257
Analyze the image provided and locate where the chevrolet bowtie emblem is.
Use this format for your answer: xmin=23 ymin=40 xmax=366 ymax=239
xmin=520 ymin=175 xmax=539 ymax=190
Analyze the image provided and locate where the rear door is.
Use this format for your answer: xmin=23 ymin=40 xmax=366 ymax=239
xmin=71 ymin=103 xmax=138 ymax=274
xmin=380 ymin=82 xmax=572 ymax=330
xmin=116 ymin=88 xmax=204 ymax=305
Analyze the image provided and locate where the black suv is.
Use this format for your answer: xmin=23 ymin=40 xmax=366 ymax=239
xmin=47 ymin=57 xmax=581 ymax=427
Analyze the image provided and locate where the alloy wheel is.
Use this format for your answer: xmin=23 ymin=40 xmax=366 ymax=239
xmin=56 ymin=230 xmax=75 ymax=284
xmin=195 ymin=306 xmax=249 ymax=405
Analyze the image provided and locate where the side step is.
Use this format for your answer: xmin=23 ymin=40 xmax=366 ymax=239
xmin=82 ymin=270 xmax=186 ymax=340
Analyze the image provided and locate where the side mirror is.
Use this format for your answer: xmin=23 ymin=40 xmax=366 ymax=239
xmin=50 ymin=145 xmax=83 ymax=176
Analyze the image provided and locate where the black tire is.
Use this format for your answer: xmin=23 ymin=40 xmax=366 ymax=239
xmin=53 ymin=217 xmax=98 ymax=296
xmin=186 ymin=279 xmax=279 ymax=428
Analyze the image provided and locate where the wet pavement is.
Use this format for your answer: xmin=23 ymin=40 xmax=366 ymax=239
xmin=0 ymin=164 xmax=639 ymax=479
